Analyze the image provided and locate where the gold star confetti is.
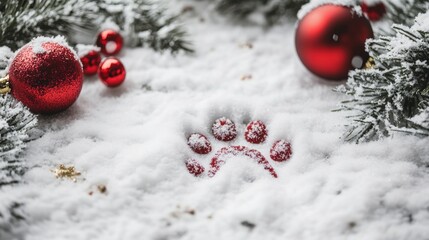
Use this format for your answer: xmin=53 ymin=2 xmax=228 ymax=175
xmin=239 ymin=42 xmax=253 ymax=49
xmin=240 ymin=74 xmax=253 ymax=81
xmin=89 ymin=184 xmax=107 ymax=195
xmin=51 ymin=164 xmax=81 ymax=182
xmin=0 ymin=75 xmax=11 ymax=95
xmin=365 ymin=57 xmax=376 ymax=69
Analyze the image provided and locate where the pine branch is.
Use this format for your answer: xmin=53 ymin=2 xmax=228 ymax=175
xmin=0 ymin=92 xmax=36 ymax=228
xmin=0 ymin=0 xmax=192 ymax=53
xmin=337 ymin=11 xmax=429 ymax=143
xmin=0 ymin=0 xmax=97 ymax=50
xmin=97 ymin=0 xmax=193 ymax=54
xmin=386 ymin=0 xmax=429 ymax=26
xmin=0 ymin=94 xmax=37 ymax=186
xmin=213 ymin=0 xmax=309 ymax=24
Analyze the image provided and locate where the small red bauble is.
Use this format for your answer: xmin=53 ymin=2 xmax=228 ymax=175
xmin=98 ymin=57 xmax=126 ymax=87
xmin=360 ymin=1 xmax=386 ymax=21
xmin=9 ymin=37 xmax=83 ymax=114
xmin=187 ymin=133 xmax=212 ymax=154
xmin=185 ymin=159 xmax=205 ymax=177
xmin=270 ymin=140 xmax=292 ymax=162
xmin=212 ymin=117 xmax=237 ymax=141
xmin=80 ymin=50 xmax=101 ymax=75
xmin=244 ymin=120 xmax=267 ymax=144
xmin=96 ymin=29 xmax=124 ymax=56
xmin=295 ymin=5 xmax=374 ymax=81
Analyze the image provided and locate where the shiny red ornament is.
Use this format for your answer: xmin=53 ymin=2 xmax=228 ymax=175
xmin=98 ymin=57 xmax=126 ymax=87
xmin=80 ymin=50 xmax=102 ymax=75
xmin=96 ymin=29 xmax=124 ymax=56
xmin=9 ymin=41 xmax=83 ymax=114
xmin=295 ymin=5 xmax=374 ymax=81
xmin=360 ymin=1 xmax=386 ymax=21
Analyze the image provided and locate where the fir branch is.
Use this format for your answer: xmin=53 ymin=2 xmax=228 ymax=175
xmin=97 ymin=0 xmax=193 ymax=53
xmin=0 ymin=0 xmax=97 ymax=50
xmin=386 ymin=0 xmax=429 ymax=26
xmin=0 ymin=92 xmax=36 ymax=228
xmin=0 ymin=94 xmax=37 ymax=186
xmin=337 ymin=11 xmax=429 ymax=143
xmin=213 ymin=0 xmax=309 ymax=24
xmin=0 ymin=0 xmax=192 ymax=53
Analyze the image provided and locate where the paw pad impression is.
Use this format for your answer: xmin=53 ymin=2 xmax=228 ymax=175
xmin=186 ymin=117 xmax=292 ymax=178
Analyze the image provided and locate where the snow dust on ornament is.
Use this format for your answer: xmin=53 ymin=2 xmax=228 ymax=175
xmin=295 ymin=4 xmax=374 ymax=81
xmin=98 ymin=57 xmax=126 ymax=87
xmin=96 ymin=29 xmax=124 ymax=56
xmin=8 ymin=36 xmax=83 ymax=114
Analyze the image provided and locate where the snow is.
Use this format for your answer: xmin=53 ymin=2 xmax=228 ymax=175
xmin=2 ymin=1 xmax=429 ymax=240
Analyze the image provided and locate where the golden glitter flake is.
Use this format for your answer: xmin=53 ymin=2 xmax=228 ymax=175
xmin=365 ymin=57 xmax=376 ymax=69
xmin=0 ymin=75 xmax=11 ymax=94
xmin=240 ymin=74 xmax=253 ymax=81
xmin=51 ymin=164 xmax=81 ymax=182
xmin=239 ymin=42 xmax=253 ymax=49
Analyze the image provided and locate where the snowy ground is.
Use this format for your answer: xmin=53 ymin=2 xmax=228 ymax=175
xmin=2 ymin=1 xmax=429 ymax=240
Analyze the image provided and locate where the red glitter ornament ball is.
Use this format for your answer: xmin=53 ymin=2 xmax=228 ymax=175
xmin=270 ymin=140 xmax=292 ymax=162
xmin=360 ymin=1 xmax=386 ymax=21
xmin=295 ymin=4 xmax=374 ymax=81
xmin=187 ymin=133 xmax=212 ymax=154
xmin=212 ymin=117 xmax=237 ymax=141
xmin=244 ymin=120 xmax=267 ymax=144
xmin=9 ymin=37 xmax=83 ymax=114
xmin=96 ymin=29 xmax=124 ymax=56
xmin=80 ymin=50 xmax=101 ymax=75
xmin=98 ymin=57 xmax=126 ymax=87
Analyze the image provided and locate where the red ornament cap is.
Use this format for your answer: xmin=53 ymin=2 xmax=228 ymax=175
xmin=295 ymin=4 xmax=374 ymax=81
xmin=98 ymin=57 xmax=126 ymax=87
xmin=9 ymin=36 xmax=83 ymax=114
xmin=96 ymin=29 xmax=124 ymax=56
xmin=360 ymin=1 xmax=386 ymax=21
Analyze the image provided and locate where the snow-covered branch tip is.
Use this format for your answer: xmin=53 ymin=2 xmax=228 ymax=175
xmin=337 ymin=10 xmax=429 ymax=143
xmin=0 ymin=0 xmax=192 ymax=53
xmin=213 ymin=0 xmax=309 ymax=24
xmin=0 ymin=92 xmax=37 ymax=187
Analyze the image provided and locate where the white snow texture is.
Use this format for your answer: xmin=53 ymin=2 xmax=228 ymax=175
xmin=1 ymin=1 xmax=429 ymax=240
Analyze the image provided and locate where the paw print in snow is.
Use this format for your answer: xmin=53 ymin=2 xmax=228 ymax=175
xmin=185 ymin=117 xmax=292 ymax=178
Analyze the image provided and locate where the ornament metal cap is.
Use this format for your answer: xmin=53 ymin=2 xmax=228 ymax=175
xmin=0 ymin=75 xmax=11 ymax=94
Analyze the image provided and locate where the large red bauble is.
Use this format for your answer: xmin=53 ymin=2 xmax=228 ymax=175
xmin=9 ymin=40 xmax=83 ymax=114
xmin=80 ymin=50 xmax=102 ymax=75
xmin=98 ymin=57 xmax=126 ymax=87
xmin=295 ymin=5 xmax=374 ymax=81
xmin=360 ymin=1 xmax=386 ymax=21
xmin=96 ymin=29 xmax=124 ymax=56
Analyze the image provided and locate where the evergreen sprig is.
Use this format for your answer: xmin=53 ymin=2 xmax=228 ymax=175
xmin=213 ymin=0 xmax=309 ymax=24
xmin=97 ymin=0 xmax=193 ymax=53
xmin=0 ymin=0 xmax=192 ymax=53
xmin=0 ymin=93 xmax=37 ymax=186
xmin=337 ymin=11 xmax=429 ymax=143
xmin=386 ymin=0 xmax=429 ymax=26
